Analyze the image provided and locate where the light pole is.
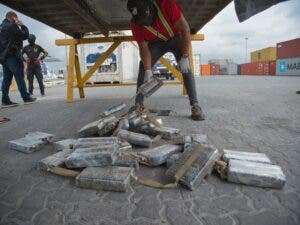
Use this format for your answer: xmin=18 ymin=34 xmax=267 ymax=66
xmin=245 ymin=37 xmax=248 ymax=63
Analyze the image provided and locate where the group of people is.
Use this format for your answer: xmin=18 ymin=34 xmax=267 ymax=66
xmin=0 ymin=11 xmax=48 ymax=108
xmin=1 ymin=0 xmax=205 ymax=121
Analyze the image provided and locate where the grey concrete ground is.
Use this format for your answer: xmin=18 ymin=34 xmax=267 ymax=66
xmin=0 ymin=76 xmax=299 ymax=225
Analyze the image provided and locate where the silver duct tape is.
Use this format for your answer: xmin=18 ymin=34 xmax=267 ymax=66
xmin=129 ymin=116 xmax=145 ymax=129
xmin=113 ymin=153 xmax=139 ymax=169
xmin=166 ymin=144 xmax=220 ymax=190
xmin=98 ymin=116 xmax=119 ymax=136
xmin=118 ymin=118 xmax=130 ymax=131
xmin=161 ymin=127 xmax=181 ymax=140
xmin=118 ymin=141 xmax=132 ymax=152
xmin=138 ymin=77 xmax=163 ymax=98
xmin=36 ymin=149 xmax=73 ymax=171
xmin=54 ymin=139 xmax=76 ymax=151
xmin=65 ymin=152 xmax=116 ymax=168
xmin=138 ymin=123 xmax=161 ymax=136
xmin=76 ymin=167 xmax=134 ymax=192
xmin=101 ymin=103 xmax=127 ymax=117
xmin=9 ymin=137 xmax=45 ymax=154
xmin=78 ymin=119 xmax=102 ymax=137
xmin=228 ymin=159 xmax=286 ymax=189
xmin=166 ymin=153 xmax=182 ymax=168
xmin=117 ymin=130 xmax=152 ymax=147
xmin=173 ymin=135 xmax=192 ymax=145
xmin=74 ymin=145 xmax=118 ymax=154
xmin=223 ymin=149 xmax=272 ymax=164
xmin=25 ymin=131 xmax=54 ymax=144
xmin=74 ymin=137 xmax=119 ymax=149
xmin=192 ymin=134 xmax=208 ymax=144
xmin=140 ymin=144 xmax=183 ymax=166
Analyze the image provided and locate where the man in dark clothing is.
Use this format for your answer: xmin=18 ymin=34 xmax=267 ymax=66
xmin=0 ymin=11 xmax=36 ymax=107
xmin=127 ymin=0 xmax=205 ymax=120
xmin=22 ymin=34 xmax=48 ymax=96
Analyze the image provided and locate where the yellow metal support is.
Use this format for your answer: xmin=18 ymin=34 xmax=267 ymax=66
xmin=67 ymin=44 xmax=75 ymax=103
xmin=55 ymin=34 xmax=204 ymax=46
xmin=159 ymin=57 xmax=187 ymax=95
xmin=74 ymin=45 xmax=85 ymax=98
xmin=189 ymin=42 xmax=195 ymax=74
xmin=56 ymin=34 xmax=204 ymax=102
xmin=82 ymin=81 xmax=181 ymax=88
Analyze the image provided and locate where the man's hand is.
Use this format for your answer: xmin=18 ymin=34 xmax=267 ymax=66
xmin=179 ymin=56 xmax=191 ymax=73
xmin=14 ymin=18 xmax=23 ymax=26
xmin=144 ymin=70 xmax=153 ymax=83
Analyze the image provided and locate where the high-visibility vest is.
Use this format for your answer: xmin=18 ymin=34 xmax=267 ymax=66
xmin=144 ymin=0 xmax=174 ymax=41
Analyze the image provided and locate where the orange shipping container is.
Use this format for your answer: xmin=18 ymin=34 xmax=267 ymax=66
xmin=240 ymin=61 xmax=276 ymax=75
xmin=201 ymin=64 xmax=211 ymax=76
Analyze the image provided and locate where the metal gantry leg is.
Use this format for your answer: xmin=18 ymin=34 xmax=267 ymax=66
xmin=56 ymin=35 xmax=204 ymax=102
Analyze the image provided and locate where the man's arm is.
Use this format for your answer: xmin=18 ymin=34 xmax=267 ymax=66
xmin=173 ymin=15 xmax=191 ymax=56
xmin=138 ymin=41 xmax=152 ymax=70
xmin=39 ymin=46 xmax=48 ymax=60
xmin=8 ymin=23 xmax=29 ymax=40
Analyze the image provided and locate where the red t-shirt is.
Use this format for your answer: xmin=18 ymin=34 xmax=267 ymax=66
xmin=130 ymin=0 xmax=182 ymax=43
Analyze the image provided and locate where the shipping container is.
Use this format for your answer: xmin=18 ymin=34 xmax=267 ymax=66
xmin=251 ymin=47 xmax=276 ymax=62
xmin=210 ymin=63 xmax=220 ymax=75
xmin=240 ymin=61 xmax=276 ymax=75
xmin=201 ymin=64 xmax=211 ymax=76
xmin=223 ymin=63 xmax=238 ymax=75
xmin=208 ymin=59 xmax=237 ymax=75
xmin=277 ymin=38 xmax=300 ymax=59
xmin=276 ymin=57 xmax=300 ymax=76
xmin=80 ymin=40 xmax=140 ymax=83
xmin=269 ymin=61 xmax=276 ymax=76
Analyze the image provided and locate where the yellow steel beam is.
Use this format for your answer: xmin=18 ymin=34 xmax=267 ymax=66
xmin=74 ymin=45 xmax=85 ymax=98
xmin=55 ymin=34 xmax=204 ymax=46
xmin=159 ymin=57 xmax=187 ymax=95
xmin=81 ymin=41 xmax=121 ymax=84
xmin=82 ymin=81 xmax=181 ymax=88
xmin=67 ymin=44 xmax=75 ymax=103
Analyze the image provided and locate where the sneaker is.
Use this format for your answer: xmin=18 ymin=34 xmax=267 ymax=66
xmin=191 ymin=104 xmax=205 ymax=121
xmin=1 ymin=101 xmax=19 ymax=108
xmin=24 ymin=97 xmax=37 ymax=104
xmin=41 ymin=94 xmax=46 ymax=97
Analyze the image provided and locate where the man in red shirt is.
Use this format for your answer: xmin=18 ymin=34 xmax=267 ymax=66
xmin=127 ymin=0 xmax=205 ymax=121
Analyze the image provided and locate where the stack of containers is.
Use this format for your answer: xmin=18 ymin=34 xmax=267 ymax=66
xmin=200 ymin=64 xmax=211 ymax=76
xmin=208 ymin=59 xmax=238 ymax=75
xmin=276 ymin=38 xmax=300 ymax=76
xmin=210 ymin=63 xmax=220 ymax=75
xmin=240 ymin=46 xmax=276 ymax=76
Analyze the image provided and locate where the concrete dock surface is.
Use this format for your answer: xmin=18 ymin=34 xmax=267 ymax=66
xmin=0 ymin=76 xmax=299 ymax=225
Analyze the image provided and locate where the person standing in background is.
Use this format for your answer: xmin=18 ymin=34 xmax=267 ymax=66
xmin=0 ymin=11 xmax=36 ymax=107
xmin=22 ymin=34 xmax=48 ymax=96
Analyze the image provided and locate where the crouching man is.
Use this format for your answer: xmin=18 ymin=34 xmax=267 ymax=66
xmin=127 ymin=0 xmax=205 ymax=120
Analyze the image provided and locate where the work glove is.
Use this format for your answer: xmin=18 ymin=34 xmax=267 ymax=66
xmin=179 ymin=56 xmax=191 ymax=74
xmin=144 ymin=70 xmax=153 ymax=83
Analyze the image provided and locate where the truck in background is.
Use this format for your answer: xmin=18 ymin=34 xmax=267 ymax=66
xmin=153 ymin=53 xmax=177 ymax=80
xmin=80 ymin=39 xmax=140 ymax=84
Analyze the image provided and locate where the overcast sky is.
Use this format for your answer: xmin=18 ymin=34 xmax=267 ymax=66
xmin=0 ymin=0 xmax=299 ymax=66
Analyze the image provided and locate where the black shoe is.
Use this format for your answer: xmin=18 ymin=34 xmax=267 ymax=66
xmin=41 ymin=93 xmax=45 ymax=97
xmin=24 ymin=97 xmax=37 ymax=104
xmin=191 ymin=104 xmax=205 ymax=121
xmin=1 ymin=101 xmax=19 ymax=108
